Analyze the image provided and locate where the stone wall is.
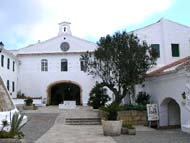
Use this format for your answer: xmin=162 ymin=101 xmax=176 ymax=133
xmin=0 ymin=76 xmax=15 ymax=111
xmin=99 ymin=110 xmax=148 ymax=125
xmin=118 ymin=110 xmax=147 ymax=125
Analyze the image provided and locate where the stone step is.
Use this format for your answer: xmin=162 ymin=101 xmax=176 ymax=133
xmin=182 ymin=124 xmax=190 ymax=134
xmin=65 ymin=118 xmax=101 ymax=125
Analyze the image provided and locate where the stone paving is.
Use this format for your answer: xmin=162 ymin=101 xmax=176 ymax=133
xmin=21 ymin=106 xmax=190 ymax=143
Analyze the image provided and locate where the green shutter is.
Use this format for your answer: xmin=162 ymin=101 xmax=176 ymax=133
xmin=171 ymin=44 xmax=179 ymax=57
xmin=151 ymin=44 xmax=160 ymax=58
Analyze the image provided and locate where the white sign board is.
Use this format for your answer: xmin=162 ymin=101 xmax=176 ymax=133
xmin=147 ymin=104 xmax=159 ymax=121
xmin=59 ymin=101 xmax=76 ymax=109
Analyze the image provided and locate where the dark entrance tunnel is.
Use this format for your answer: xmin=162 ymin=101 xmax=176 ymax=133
xmin=50 ymin=82 xmax=81 ymax=105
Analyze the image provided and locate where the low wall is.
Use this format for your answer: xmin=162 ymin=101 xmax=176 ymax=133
xmin=12 ymin=99 xmax=42 ymax=106
xmin=99 ymin=110 xmax=147 ymax=125
xmin=118 ymin=110 xmax=147 ymax=125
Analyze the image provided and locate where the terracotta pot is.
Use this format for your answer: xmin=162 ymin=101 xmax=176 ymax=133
xmin=102 ymin=120 xmax=122 ymax=136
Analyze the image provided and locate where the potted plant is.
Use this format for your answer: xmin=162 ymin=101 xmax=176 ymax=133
xmin=0 ymin=113 xmax=28 ymax=143
xmin=23 ymin=97 xmax=36 ymax=110
xmin=121 ymin=123 xmax=136 ymax=135
xmin=100 ymin=103 xmax=122 ymax=136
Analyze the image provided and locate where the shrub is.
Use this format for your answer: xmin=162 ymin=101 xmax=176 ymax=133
xmin=1 ymin=120 xmax=9 ymax=131
xmin=100 ymin=103 xmax=121 ymax=120
xmin=0 ymin=113 xmax=28 ymax=139
xmin=17 ymin=91 xmax=26 ymax=99
xmin=0 ymin=131 xmax=14 ymax=138
xmin=122 ymin=123 xmax=135 ymax=129
xmin=10 ymin=113 xmax=27 ymax=139
xmin=136 ymin=92 xmax=150 ymax=106
xmin=88 ymin=83 xmax=111 ymax=109
xmin=24 ymin=98 xmax=33 ymax=106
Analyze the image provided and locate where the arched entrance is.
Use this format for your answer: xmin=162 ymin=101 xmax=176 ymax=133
xmin=47 ymin=81 xmax=82 ymax=105
xmin=160 ymin=97 xmax=181 ymax=127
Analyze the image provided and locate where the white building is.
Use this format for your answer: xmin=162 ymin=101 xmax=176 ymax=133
xmin=133 ymin=19 xmax=190 ymax=133
xmin=13 ymin=22 xmax=97 ymax=106
xmin=0 ymin=42 xmax=18 ymax=98
xmin=0 ymin=18 xmax=190 ymax=133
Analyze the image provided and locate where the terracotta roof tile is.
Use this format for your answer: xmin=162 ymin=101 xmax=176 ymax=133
xmin=147 ymin=56 xmax=190 ymax=76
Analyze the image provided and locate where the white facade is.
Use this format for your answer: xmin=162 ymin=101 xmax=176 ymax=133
xmin=1 ymin=19 xmax=190 ymax=133
xmin=0 ymin=47 xmax=18 ymax=98
xmin=13 ymin=22 xmax=97 ymax=105
xmin=143 ymin=58 xmax=190 ymax=133
xmin=133 ymin=18 xmax=190 ymax=68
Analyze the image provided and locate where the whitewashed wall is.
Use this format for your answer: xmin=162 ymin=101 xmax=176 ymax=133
xmin=145 ymin=69 xmax=190 ymax=132
xmin=0 ymin=50 xmax=18 ymax=98
xmin=134 ymin=19 xmax=190 ymax=67
xmin=17 ymin=53 xmax=96 ymax=105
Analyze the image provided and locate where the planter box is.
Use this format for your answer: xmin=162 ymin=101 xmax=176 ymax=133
xmin=102 ymin=120 xmax=122 ymax=136
xmin=121 ymin=127 xmax=136 ymax=135
xmin=121 ymin=127 xmax=128 ymax=134
xmin=23 ymin=105 xmax=37 ymax=110
xmin=128 ymin=128 xmax=136 ymax=135
xmin=0 ymin=139 xmax=21 ymax=143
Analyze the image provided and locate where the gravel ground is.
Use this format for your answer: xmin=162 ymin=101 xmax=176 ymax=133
xmin=113 ymin=129 xmax=190 ymax=143
xmin=21 ymin=113 xmax=58 ymax=143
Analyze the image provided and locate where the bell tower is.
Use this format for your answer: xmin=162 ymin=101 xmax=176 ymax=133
xmin=58 ymin=21 xmax=72 ymax=35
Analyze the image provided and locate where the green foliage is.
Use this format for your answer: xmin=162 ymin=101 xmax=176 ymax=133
xmin=1 ymin=119 xmax=9 ymax=131
xmin=10 ymin=113 xmax=27 ymax=139
xmin=122 ymin=123 xmax=135 ymax=129
xmin=0 ymin=131 xmax=14 ymax=138
xmin=24 ymin=98 xmax=33 ymax=106
xmin=83 ymin=31 xmax=156 ymax=104
xmin=100 ymin=103 xmax=121 ymax=120
xmin=121 ymin=104 xmax=146 ymax=111
xmin=17 ymin=91 xmax=26 ymax=99
xmin=88 ymin=83 xmax=111 ymax=109
xmin=136 ymin=92 xmax=150 ymax=106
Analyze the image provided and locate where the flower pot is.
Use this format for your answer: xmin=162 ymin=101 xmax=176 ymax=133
xmin=102 ymin=120 xmax=122 ymax=136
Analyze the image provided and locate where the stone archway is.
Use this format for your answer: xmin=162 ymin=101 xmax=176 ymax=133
xmin=160 ymin=97 xmax=181 ymax=127
xmin=47 ymin=80 xmax=82 ymax=105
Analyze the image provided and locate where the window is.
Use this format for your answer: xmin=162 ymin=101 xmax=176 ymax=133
xmin=171 ymin=44 xmax=180 ymax=57
xmin=151 ymin=44 xmax=160 ymax=58
xmin=80 ymin=58 xmax=87 ymax=71
xmin=41 ymin=59 xmax=48 ymax=71
xmin=61 ymin=59 xmax=68 ymax=71
xmin=1 ymin=55 xmax=4 ymax=67
xmin=7 ymin=58 xmax=10 ymax=69
xmin=13 ymin=61 xmax=15 ymax=72
xmin=12 ymin=81 xmax=15 ymax=92
xmin=7 ymin=80 xmax=9 ymax=91
xmin=64 ymin=27 xmax=66 ymax=32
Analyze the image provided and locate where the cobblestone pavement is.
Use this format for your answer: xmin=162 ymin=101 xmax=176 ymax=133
xmin=113 ymin=128 xmax=190 ymax=143
xmin=21 ymin=113 xmax=58 ymax=143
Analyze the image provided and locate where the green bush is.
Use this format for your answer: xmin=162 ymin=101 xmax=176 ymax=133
xmin=121 ymin=104 xmax=146 ymax=111
xmin=136 ymin=92 xmax=150 ymax=106
xmin=122 ymin=123 xmax=135 ymax=129
xmin=0 ymin=131 xmax=14 ymax=138
xmin=10 ymin=113 xmax=27 ymax=139
xmin=100 ymin=103 xmax=121 ymax=120
xmin=88 ymin=83 xmax=111 ymax=109
xmin=0 ymin=113 xmax=28 ymax=139
xmin=24 ymin=98 xmax=33 ymax=106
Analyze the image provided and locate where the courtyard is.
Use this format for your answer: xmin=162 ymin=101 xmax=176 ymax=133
xmin=20 ymin=106 xmax=190 ymax=143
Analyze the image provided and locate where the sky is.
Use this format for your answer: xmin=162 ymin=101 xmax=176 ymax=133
xmin=0 ymin=0 xmax=190 ymax=50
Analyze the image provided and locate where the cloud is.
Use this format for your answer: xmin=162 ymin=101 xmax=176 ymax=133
xmin=0 ymin=0 xmax=175 ymax=49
